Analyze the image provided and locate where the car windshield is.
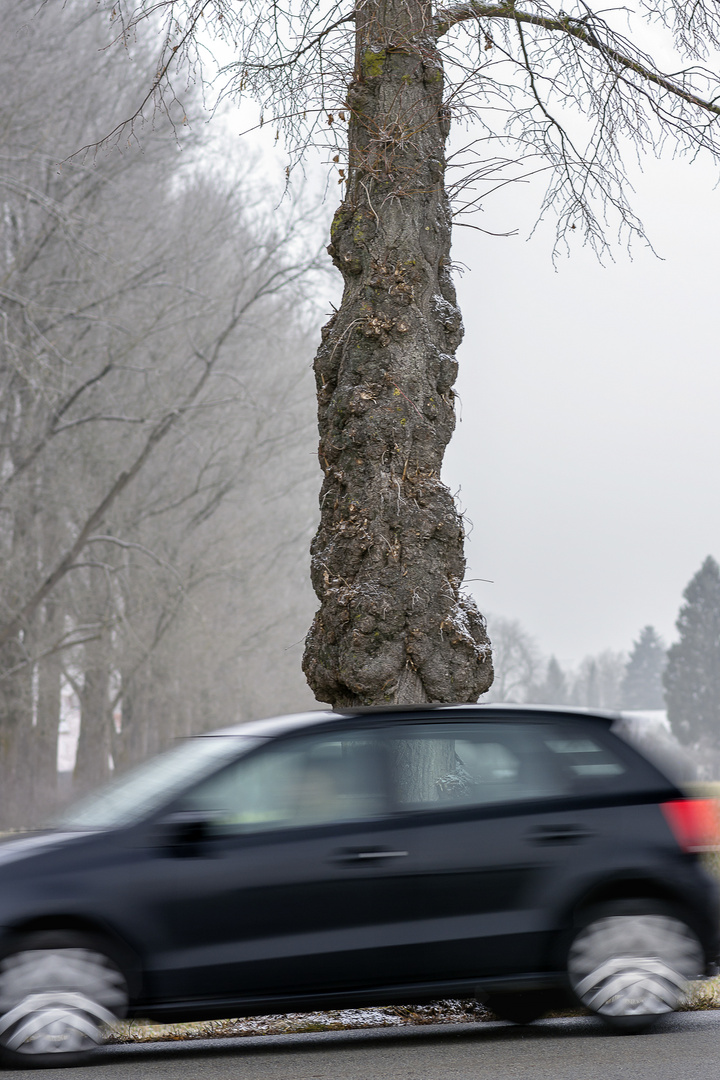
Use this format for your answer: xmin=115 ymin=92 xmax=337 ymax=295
xmin=56 ymin=735 xmax=259 ymax=830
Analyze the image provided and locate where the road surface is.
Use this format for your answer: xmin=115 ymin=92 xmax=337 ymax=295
xmin=3 ymin=1011 xmax=720 ymax=1078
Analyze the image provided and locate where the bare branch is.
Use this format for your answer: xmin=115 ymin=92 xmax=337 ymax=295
xmin=435 ymin=2 xmax=720 ymax=116
xmin=0 ymin=358 xmax=213 ymax=652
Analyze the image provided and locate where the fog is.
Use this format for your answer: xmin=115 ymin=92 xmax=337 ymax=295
xmin=222 ymin=103 xmax=719 ymax=671
xmin=444 ymin=152 xmax=720 ymax=665
xmin=203 ymin=18 xmax=720 ymax=670
xmin=273 ymin=135 xmax=720 ymax=668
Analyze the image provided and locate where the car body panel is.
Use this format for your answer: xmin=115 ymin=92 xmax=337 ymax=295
xmin=0 ymin=705 xmax=716 ymax=1022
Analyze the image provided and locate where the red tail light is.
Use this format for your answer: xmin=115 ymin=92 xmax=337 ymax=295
xmin=661 ymin=799 xmax=720 ymax=853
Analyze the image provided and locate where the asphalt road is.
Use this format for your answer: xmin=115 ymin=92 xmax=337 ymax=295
xmin=4 ymin=1011 xmax=720 ymax=1080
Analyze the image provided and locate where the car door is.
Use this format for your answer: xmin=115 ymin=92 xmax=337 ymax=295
xmin=137 ymin=726 xmax=418 ymax=1004
xmin=372 ymin=717 xmax=646 ymax=984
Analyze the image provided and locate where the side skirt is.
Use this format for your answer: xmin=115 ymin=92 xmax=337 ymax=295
xmin=129 ymin=972 xmax=566 ymax=1024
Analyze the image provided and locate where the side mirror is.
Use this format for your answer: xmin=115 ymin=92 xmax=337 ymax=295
xmin=158 ymin=810 xmax=219 ymax=854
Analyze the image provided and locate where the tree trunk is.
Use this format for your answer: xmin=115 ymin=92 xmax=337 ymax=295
xmin=392 ymin=737 xmax=457 ymax=801
xmin=0 ymin=640 xmax=32 ymax=830
xmin=73 ymin=636 xmax=113 ymax=793
xmin=110 ymin=679 xmax=137 ymax=776
xmin=111 ymin=665 xmax=166 ymax=776
xmin=29 ymin=603 xmax=63 ymax=823
xmin=0 ymin=488 xmax=35 ymax=829
xmin=303 ymin=0 xmax=493 ymax=706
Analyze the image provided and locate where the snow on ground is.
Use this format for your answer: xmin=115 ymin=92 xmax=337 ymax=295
xmin=107 ymin=1002 xmax=491 ymax=1043
xmin=107 ymin=982 xmax=720 ymax=1045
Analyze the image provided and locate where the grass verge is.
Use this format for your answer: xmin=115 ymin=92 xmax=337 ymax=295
xmin=106 ymin=1001 xmax=491 ymax=1043
xmin=107 ymin=981 xmax=720 ymax=1045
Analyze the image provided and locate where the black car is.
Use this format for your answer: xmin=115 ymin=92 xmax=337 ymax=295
xmin=0 ymin=704 xmax=717 ymax=1067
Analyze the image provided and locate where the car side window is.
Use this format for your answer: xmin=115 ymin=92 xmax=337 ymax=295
xmin=386 ymin=721 xmax=631 ymax=810
xmin=541 ymin=730 xmax=628 ymax=785
xmin=387 ymin=723 xmax=558 ymax=809
xmin=178 ymin=732 xmax=388 ymax=835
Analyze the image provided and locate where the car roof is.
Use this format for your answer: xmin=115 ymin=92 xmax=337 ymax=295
xmin=206 ymin=703 xmax=619 ymax=741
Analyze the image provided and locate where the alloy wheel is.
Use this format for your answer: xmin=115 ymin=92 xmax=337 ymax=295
xmin=567 ymin=910 xmax=703 ymax=1027
xmin=0 ymin=943 xmax=127 ymax=1062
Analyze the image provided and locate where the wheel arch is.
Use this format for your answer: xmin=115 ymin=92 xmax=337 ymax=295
xmin=569 ymin=875 xmax=691 ymax=922
xmin=548 ymin=872 xmax=706 ymax=971
xmin=0 ymin=914 xmax=144 ymax=998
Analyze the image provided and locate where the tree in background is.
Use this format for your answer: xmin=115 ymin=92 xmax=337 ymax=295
xmin=664 ymin=557 xmax=720 ymax=750
xmin=569 ymin=651 xmax=625 ymax=710
xmin=532 ymin=656 xmax=568 ymax=706
xmin=522 ymin=647 xmax=625 ymax=708
xmin=620 ymin=626 xmax=666 ymax=710
xmin=0 ymin=3 xmax=321 ymax=824
xmin=486 ymin=616 xmax=626 ymax=708
xmin=481 ymin=615 xmax=540 ymax=702
xmin=101 ymin=0 xmax=720 ymax=708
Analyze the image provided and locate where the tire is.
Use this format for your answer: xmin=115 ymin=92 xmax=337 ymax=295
xmin=566 ymin=900 xmax=703 ymax=1034
xmin=0 ymin=930 xmax=128 ymax=1069
xmin=485 ymin=991 xmax=548 ymax=1025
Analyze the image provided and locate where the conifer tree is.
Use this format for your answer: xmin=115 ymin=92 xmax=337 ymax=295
xmin=532 ymin=656 xmax=568 ymax=705
xmin=621 ymin=626 xmax=666 ymax=711
xmin=664 ymin=557 xmax=720 ymax=747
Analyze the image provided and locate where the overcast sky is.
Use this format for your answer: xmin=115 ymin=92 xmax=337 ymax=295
xmin=219 ymin=59 xmax=720 ymax=672
xmin=444 ymin=150 xmax=719 ymax=666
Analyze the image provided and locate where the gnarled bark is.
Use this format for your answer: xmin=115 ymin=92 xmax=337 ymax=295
xmin=303 ymin=0 xmax=493 ymax=706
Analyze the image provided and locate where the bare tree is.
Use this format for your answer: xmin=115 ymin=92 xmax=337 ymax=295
xmin=93 ymin=0 xmax=720 ymax=709
xmin=480 ymin=614 xmax=540 ymax=701
xmin=527 ymin=655 xmax=568 ymax=705
xmin=0 ymin=3 xmax=322 ymax=823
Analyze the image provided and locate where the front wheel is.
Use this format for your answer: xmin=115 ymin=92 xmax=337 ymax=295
xmin=0 ymin=931 xmax=128 ymax=1068
xmin=566 ymin=900 xmax=703 ymax=1033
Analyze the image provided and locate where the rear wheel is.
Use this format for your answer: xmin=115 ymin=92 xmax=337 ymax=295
xmin=567 ymin=900 xmax=703 ymax=1033
xmin=0 ymin=931 xmax=128 ymax=1068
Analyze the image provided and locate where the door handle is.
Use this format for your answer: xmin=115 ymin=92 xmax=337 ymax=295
xmin=330 ymin=848 xmax=409 ymax=863
xmin=527 ymin=824 xmax=593 ymax=845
